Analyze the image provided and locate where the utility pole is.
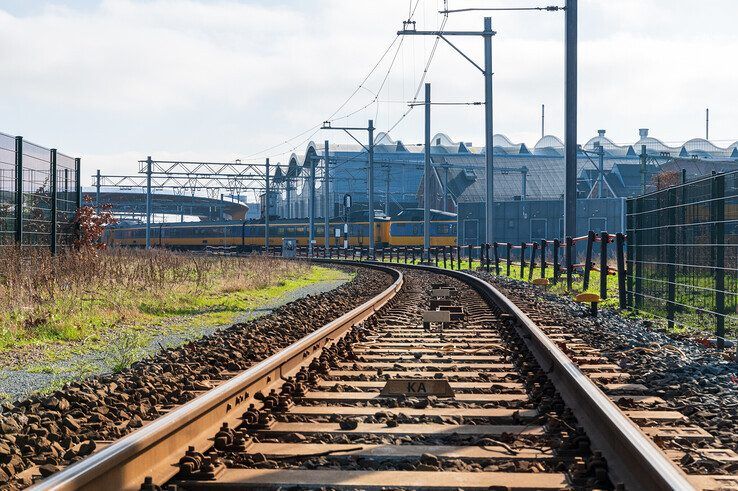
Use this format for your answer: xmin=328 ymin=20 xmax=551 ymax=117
xmin=443 ymin=164 xmax=448 ymax=211
xmin=145 ymin=156 xmax=152 ymax=249
xmin=483 ymin=17 xmax=495 ymax=246
xmin=384 ymin=164 xmax=390 ymax=215
xmin=398 ymin=17 xmax=496 ymax=245
xmin=324 ymin=140 xmax=330 ymax=250
xmin=563 ymin=0 xmax=578 ymax=240
xmin=308 ymin=152 xmax=316 ymax=256
xmin=541 ymin=104 xmax=545 ymax=138
xmin=321 ymin=119 xmax=376 ymax=258
xmin=264 ymin=158 xmax=270 ymax=252
xmin=368 ymin=119 xmax=375 ymax=256
xmin=285 ymin=175 xmax=291 ymax=219
xmin=706 ymin=107 xmax=709 ymax=140
xmin=423 ymin=83 xmax=432 ymax=258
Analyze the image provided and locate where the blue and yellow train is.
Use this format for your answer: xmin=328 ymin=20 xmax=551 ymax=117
xmin=108 ymin=209 xmax=459 ymax=249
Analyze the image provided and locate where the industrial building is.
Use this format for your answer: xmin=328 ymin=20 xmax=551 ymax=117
xmin=93 ymin=128 xmax=738 ymax=246
xmin=270 ymin=128 xmax=738 ymax=244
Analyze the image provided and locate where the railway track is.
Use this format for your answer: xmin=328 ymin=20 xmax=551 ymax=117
xmin=28 ymin=262 xmax=736 ymax=490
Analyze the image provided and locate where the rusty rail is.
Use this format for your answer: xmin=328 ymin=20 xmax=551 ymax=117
xmin=29 ymin=263 xmax=403 ymax=491
xmin=365 ymin=261 xmax=693 ymax=491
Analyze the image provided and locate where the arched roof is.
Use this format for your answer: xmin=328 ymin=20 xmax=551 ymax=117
xmin=492 ymin=134 xmax=514 ymax=147
xmin=374 ymin=132 xmax=395 ymax=145
xmin=432 ymin=133 xmax=456 ymax=147
xmin=534 ymin=135 xmax=564 ymax=149
xmin=634 ymin=136 xmax=681 ymax=155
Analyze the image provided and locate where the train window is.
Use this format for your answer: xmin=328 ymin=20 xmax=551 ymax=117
xmin=296 ymin=227 xmax=306 ymax=235
xmin=316 ymin=226 xmax=324 ymax=235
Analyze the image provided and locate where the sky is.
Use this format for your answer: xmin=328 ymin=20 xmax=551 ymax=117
xmin=1 ymin=0 xmax=737 ymax=186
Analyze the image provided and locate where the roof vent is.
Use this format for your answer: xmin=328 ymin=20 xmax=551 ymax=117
xmin=436 ymin=138 xmax=442 ymax=145
xmin=639 ymin=128 xmax=649 ymax=139
xmin=597 ymin=129 xmax=606 ymax=137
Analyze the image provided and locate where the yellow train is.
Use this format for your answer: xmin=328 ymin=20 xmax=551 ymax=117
xmin=108 ymin=209 xmax=458 ymax=249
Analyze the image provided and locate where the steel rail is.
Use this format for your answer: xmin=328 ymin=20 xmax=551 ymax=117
xmin=318 ymin=260 xmax=693 ymax=491
xmin=29 ymin=263 xmax=403 ymax=491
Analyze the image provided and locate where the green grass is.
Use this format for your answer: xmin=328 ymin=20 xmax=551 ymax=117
xmin=0 ymin=261 xmax=348 ymax=359
xmin=372 ymin=255 xmax=735 ymax=340
xmin=375 ymin=255 xmax=621 ymax=307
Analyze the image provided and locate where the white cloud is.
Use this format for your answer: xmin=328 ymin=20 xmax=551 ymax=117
xmin=0 ymin=0 xmax=736 ymax=184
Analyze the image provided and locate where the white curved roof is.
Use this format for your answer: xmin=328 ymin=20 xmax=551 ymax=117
xmin=534 ymin=135 xmax=564 ymax=149
xmin=277 ymin=130 xmax=738 ymax=170
xmin=374 ymin=132 xmax=395 ymax=145
xmin=634 ymin=136 xmax=681 ymax=155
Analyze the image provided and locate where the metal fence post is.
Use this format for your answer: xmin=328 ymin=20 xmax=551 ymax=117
xmin=666 ymin=188 xmax=676 ymax=327
xmin=634 ymin=199 xmax=642 ymax=310
xmin=519 ymin=243 xmax=526 ymax=279
xmin=456 ymin=245 xmax=461 ymax=270
xmin=616 ymin=233 xmax=627 ymax=309
xmin=493 ymin=242 xmax=500 ymax=275
xmin=485 ymin=243 xmax=490 ymax=272
xmin=600 ymin=231 xmax=609 ymax=299
xmin=552 ymin=239 xmax=560 ymax=285
xmin=565 ymin=236 xmax=573 ymax=291
xmin=75 ymin=157 xmax=82 ymax=209
xmin=713 ymin=174 xmax=726 ymax=349
xmin=14 ymin=136 xmax=23 ymax=244
xmin=583 ymin=230 xmax=595 ymax=289
xmin=528 ymin=242 xmax=538 ymax=281
xmin=50 ymin=149 xmax=58 ymax=254
xmin=468 ymin=244 xmax=473 ymax=270
xmin=443 ymin=246 xmax=447 ymax=268
xmin=506 ymin=242 xmax=512 ymax=276
xmin=540 ymin=240 xmax=547 ymax=278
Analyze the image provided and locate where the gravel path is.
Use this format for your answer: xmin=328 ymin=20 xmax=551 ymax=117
xmin=0 ymin=276 xmax=350 ymax=401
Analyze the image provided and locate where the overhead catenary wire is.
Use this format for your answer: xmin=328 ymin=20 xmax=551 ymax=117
xmin=376 ymin=11 xmax=449 ymax=144
xmin=440 ymin=5 xmax=564 ymax=14
xmin=244 ymin=0 xmax=424 ymax=161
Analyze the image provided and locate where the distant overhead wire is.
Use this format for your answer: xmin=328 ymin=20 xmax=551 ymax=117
xmin=440 ymin=5 xmax=564 ymax=14
xmin=376 ymin=9 xmax=448 ymax=144
xmin=244 ymin=0 xmax=423 ymax=161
